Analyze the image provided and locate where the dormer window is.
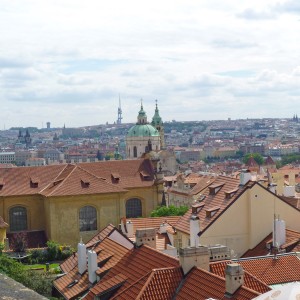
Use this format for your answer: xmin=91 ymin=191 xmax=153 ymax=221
xmin=140 ymin=171 xmax=150 ymax=180
xmin=208 ymin=183 xmax=225 ymax=195
xmin=206 ymin=206 xmax=220 ymax=218
xmin=111 ymin=172 xmax=120 ymax=183
xmin=224 ymin=188 xmax=238 ymax=199
xmin=81 ymin=179 xmax=90 ymax=188
xmin=30 ymin=177 xmax=39 ymax=188
xmin=0 ymin=177 xmax=4 ymax=190
xmin=192 ymin=202 xmax=205 ymax=214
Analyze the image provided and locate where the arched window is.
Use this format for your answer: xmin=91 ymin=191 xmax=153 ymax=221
xmin=126 ymin=198 xmax=142 ymax=218
xmin=79 ymin=206 xmax=97 ymax=232
xmin=133 ymin=146 xmax=137 ymax=158
xmin=9 ymin=206 xmax=27 ymax=232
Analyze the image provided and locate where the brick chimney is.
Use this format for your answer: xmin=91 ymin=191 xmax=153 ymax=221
xmin=136 ymin=228 xmax=156 ymax=248
xmin=225 ymin=263 xmax=244 ymax=296
xmin=179 ymin=246 xmax=209 ymax=275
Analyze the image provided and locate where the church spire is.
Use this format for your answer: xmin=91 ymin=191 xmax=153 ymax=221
xmin=137 ymin=99 xmax=147 ymax=124
xmin=151 ymin=100 xmax=165 ymax=149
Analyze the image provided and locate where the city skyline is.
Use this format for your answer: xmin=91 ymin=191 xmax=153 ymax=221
xmin=1 ymin=0 xmax=300 ymax=128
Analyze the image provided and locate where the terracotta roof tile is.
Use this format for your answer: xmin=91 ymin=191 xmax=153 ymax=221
xmin=85 ymin=245 xmax=179 ymax=300
xmin=60 ymin=224 xmax=116 ymax=273
xmin=175 ymin=176 xmax=252 ymax=235
xmin=211 ymin=253 xmax=300 ymax=285
xmin=0 ymin=159 xmax=155 ymax=197
xmin=210 ymin=261 xmax=270 ymax=294
xmin=243 ymin=228 xmax=300 ymax=257
xmin=55 ymin=236 xmax=131 ymax=299
xmin=176 ymin=267 xmax=260 ymax=300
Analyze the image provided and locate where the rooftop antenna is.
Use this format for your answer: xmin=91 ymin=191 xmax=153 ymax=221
xmin=117 ymin=94 xmax=122 ymax=125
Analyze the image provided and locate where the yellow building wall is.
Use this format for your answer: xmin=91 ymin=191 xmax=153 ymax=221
xmin=0 ymin=228 xmax=6 ymax=244
xmin=0 ymin=195 xmax=45 ymax=232
xmin=45 ymin=186 xmax=159 ymax=246
xmin=177 ymin=184 xmax=300 ymax=258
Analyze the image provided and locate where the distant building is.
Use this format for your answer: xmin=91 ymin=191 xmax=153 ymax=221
xmin=126 ymin=102 xmax=163 ymax=158
xmin=0 ymin=152 xmax=15 ymax=164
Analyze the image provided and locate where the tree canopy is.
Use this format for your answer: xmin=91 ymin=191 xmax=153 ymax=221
xmin=243 ymin=153 xmax=264 ymax=165
xmin=150 ymin=205 xmax=188 ymax=217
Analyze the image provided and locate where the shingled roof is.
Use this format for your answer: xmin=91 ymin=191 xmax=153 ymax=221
xmin=210 ymin=253 xmax=300 ymax=286
xmin=0 ymin=159 xmax=156 ymax=197
xmin=243 ymin=228 xmax=300 ymax=257
xmin=176 ymin=267 xmax=260 ymax=300
xmin=175 ymin=175 xmax=253 ymax=235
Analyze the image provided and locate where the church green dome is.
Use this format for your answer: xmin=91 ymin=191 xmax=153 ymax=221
xmin=127 ymin=124 xmax=159 ymax=137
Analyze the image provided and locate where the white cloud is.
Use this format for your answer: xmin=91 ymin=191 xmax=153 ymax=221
xmin=0 ymin=0 xmax=300 ymax=128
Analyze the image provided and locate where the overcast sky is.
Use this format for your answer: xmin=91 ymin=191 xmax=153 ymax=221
xmin=1 ymin=0 xmax=300 ymax=128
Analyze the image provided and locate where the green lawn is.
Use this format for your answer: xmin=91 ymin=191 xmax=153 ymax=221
xmin=24 ymin=263 xmax=59 ymax=271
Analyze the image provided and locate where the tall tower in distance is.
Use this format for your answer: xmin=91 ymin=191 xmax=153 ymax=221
xmin=152 ymin=100 xmax=165 ymax=149
xmin=117 ymin=95 xmax=122 ymax=124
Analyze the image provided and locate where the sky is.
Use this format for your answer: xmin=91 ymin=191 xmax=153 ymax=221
xmin=1 ymin=0 xmax=300 ymax=128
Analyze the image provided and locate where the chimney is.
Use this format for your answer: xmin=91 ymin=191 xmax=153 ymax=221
xmin=190 ymin=215 xmax=200 ymax=247
xmin=159 ymin=222 xmax=168 ymax=234
xmin=126 ymin=220 xmax=134 ymax=238
xmin=77 ymin=239 xmax=87 ymax=275
xmin=225 ymin=263 xmax=244 ymax=296
xmin=135 ymin=228 xmax=156 ymax=248
xmin=87 ymin=250 xmax=98 ymax=284
xmin=283 ymin=185 xmax=295 ymax=197
xmin=273 ymin=218 xmax=286 ymax=248
xmin=239 ymin=169 xmax=252 ymax=186
xmin=268 ymin=183 xmax=277 ymax=194
xmin=179 ymin=246 xmax=209 ymax=274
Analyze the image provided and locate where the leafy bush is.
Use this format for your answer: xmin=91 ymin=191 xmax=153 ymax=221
xmin=150 ymin=205 xmax=188 ymax=217
xmin=0 ymin=255 xmax=53 ymax=297
xmin=27 ymin=242 xmax=74 ymax=264
xmin=0 ymin=242 xmax=4 ymax=254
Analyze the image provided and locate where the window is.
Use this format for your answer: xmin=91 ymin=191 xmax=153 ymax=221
xmin=126 ymin=198 xmax=142 ymax=218
xmin=79 ymin=206 xmax=97 ymax=232
xmin=133 ymin=146 xmax=137 ymax=158
xmin=9 ymin=206 xmax=27 ymax=231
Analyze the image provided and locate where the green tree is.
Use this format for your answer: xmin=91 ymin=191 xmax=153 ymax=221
xmin=150 ymin=205 xmax=188 ymax=217
xmin=243 ymin=153 xmax=264 ymax=165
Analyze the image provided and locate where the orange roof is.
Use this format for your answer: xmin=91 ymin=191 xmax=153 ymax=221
xmin=210 ymin=261 xmax=270 ymax=294
xmin=110 ymin=267 xmax=183 ymax=300
xmin=60 ymin=224 xmax=116 ymax=274
xmin=128 ymin=216 xmax=181 ymax=231
xmin=176 ymin=267 xmax=260 ymax=300
xmin=54 ymin=236 xmax=131 ymax=300
xmin=0 ymin=159 xmax=155 ymax=197
xmin=84 ymin=245 xmax=179 ymax=300
xmin=243 ymin=228 xmax=300 ymax=257
xmin=175 ymin=176 xmax=252 ymax=235
xmin=211 ymin=254 xmax=300 ymax=285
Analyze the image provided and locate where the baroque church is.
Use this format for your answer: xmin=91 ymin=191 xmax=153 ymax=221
xmin=126 ymin=101 xmax=165 ymax=159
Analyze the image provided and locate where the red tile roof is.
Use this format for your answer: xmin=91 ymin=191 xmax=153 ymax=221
xmin=84 ymin=245 xmax=180 ymax=300
xmin=211 ymin=254 xmax=300 ymax=285
xmin=0 ymin=159 xmax=155 ymax=197
xmin=110 ymin=267 xmax=183 ymax=300
xmin=60 ymin=224 xmax=116 ymax=273
xmin=175 ymin=176 xmax=252 ymax=235
xmin=54 ymin=236 xmax=131 ymax=300
xmin=210 ymin=261 xmax=270 ymax=293
xmin=243 ymin=228 xmax=300 ymax=257
xmin=176 ymin=267 xmax=260 ymax=300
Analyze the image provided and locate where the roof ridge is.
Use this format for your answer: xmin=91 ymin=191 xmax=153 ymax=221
xmin=110 ymin=271 xmax=152 ymax=300
xmin=43 ymin=164 xmax=78 ymax=197
xmin=39 ymin=163 xmax=74 ymax=195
